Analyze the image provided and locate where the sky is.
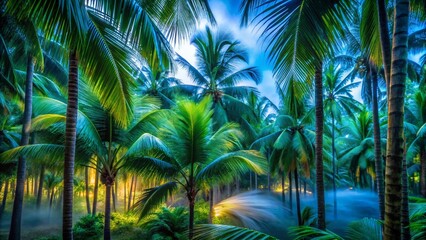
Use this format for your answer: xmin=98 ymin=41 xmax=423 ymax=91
xmin=173 ymin=0 xmax=367 ymax=106
xmin=174 ymin=0 xmax=280 ymax=105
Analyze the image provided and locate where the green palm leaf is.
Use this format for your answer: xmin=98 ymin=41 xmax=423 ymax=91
xmin=192 ymin=224 xmax=277 ymax=240
xmin=133 ymin=181 xmax=178 ymax=220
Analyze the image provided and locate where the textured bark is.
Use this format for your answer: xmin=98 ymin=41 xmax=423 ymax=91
xmin=294 ymin=169 xmax=302 ymax=226
xmin=187 ymin=186 xmax=197 ymax=240
xmin=104 ymin=184 xmax=112 ymax=240
xmin=85 ymin=167 xmax=91 ymax=214
xmin=401 ymin=150 xmax=410 ymax=240
xmin=331 ymin=113 xmax=337 ymax=220
xmin=371 ymin=65 xmax=385 ymax=221
xmin=36 ymin=166 xmax=45 ymax=210
xmin=315 ymin=63 xmax=326 ymax=230
xmin=384 ymin=1 xmax=409 ymax=239
xmin=9 ymin=55 xmax=34 ymax=240
xmin=63 ymin=50 xmax=79 ymax=240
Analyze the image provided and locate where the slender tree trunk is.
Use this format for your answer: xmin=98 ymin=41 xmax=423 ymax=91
xmin=26 ymin=178 xmax=29 ymax=197
xmin=250 ymin=172 xmax=253 ymax=190
xmin=208 ymin=188 xmax=213 ymax=224
xmin=0 ymin=180 xmax=9 ymax=222
xmin=112 ymin=184 xmax=116 ymax=212
xmin=371 ymin=65 xmax=385 ymax=221
xmin=36 ymin=166 xmax=45 ymax=210
xmin=294 ymin=169 xmax=302 ymax=226
xmin=114 ymin=177 xmax=118 ymax=212
xmin=123 ymin=177 xmax=127 ymax=212
xmin=92 ymin=166 xmax=99 ymax=215
xmin=377 ymin=0 xmax=392 ymax=89
xmin=384 ymin=1 xmax=409 ymax=239
xmin=85 ymin=167 xmax=91 ymax=214
xmin=132 ymin=177 xmax=137 ymax=206
xmin=281 ymin=172 xmax=285 ymax=203
xmin=49 ymin=188 xmax=55 ymax=220
xmin=331 ymin=113 xmax=337 ymax=220
xmin=188 ymin=191 xmax=196 ymax=239
xmin=226 ymin=184 xmax=231 ymax=197
xmin=127 ymin=175 xmax=134 ymax=211
xmin=33 ymin=176 xmax=37 ymax=197
xmin=289 ymin=171 xmax=293 ymax=212
xmin=255 ymin=174 xmax=258 ymax=189
xmin=421 ymin=150 xmax=426 ymax=197
xmin=236 ymin=179 xmax=240 ymax=194
xmin=401 ymin=147 xmax=410 ymax=240
xmin=104 ymin=183 xmax=112 ymax=240
xmin=315 ymin=62 xmax=326 ymax=230
xmin=62 ymin=50 xmax=79 ymax=240
xmin=9 ymin=55 xmax=34 ymax=240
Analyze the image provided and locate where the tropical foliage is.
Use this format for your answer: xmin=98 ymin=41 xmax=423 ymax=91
xmin=0 ymin=0 xmax=425 ymax=240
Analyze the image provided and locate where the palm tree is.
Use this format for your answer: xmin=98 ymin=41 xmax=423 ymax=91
xmin=240 ymin=0 xmax=354 ymax=229
xmin=338 ymin=109 xmax=377 ymax=189
xmin=176 ymin=26 xmax=262 ymax=128
xmin=384 ymin=0 xmax=410 ymax=238
xmin=129 ymin=97 xmax=266 ymax=238
xmin=323 ymin=63 xmax=361 ymax=218
xmin=7 ymin=1 xmax=215 ymax=238
xmin=406 ymin=90 xmax=426 ymax=197
xmin=251 ymin=85 xmax=315 ymax=226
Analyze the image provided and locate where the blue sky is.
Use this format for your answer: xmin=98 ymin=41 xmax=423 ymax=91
xmin=174 ymin=0 xmax=280 ymax=105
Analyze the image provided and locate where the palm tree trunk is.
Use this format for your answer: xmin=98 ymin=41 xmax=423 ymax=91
xmin=85 ymin=167 xmax=91 ymax=214
xmin=92 ymin=164 xmax=99 ymax=215
xmin=188 ymin=190 xmax=196 ymax=239
xmin=0 ymin=180 xmax=9 ymax=222
xmin=289 ymin=171 xmax=293 ymax=212
xmin=281 ymin=172 xmax=285 ymax=203
xmin=104 ymin=183 xmax=112 ymax=240
xmin=331 ymin=113 xmax=337 ymax=220
xmin=315 ymin=62 xmax=326 ymax=230
xmin=26 ymin=178 xmax=29 ymax=197
xmin=401 ymin=147 xmax=410 ymax=240
xmin=9 ymin=55 xmax=34 ymax=240
xmin=250 ymin=172 xmax=253 ymax=190
xmin=127 ymin=175 xmax=134 ymax=211
xmin=36 ymin=166 xmax=45 ymax=210
xmin=255 ymin=174 xmax=258 ymax=189
xmin=63 ymin=50 xmax=79 ymax=240
xmin=384 ymin=0 xmax=409 ymax=239
xmin=112 ymin=184 xmax=116 ymax=212
xmin=421 ymin=150 xmax=426 ymax=197
xmin=294 ymin=169 xmax=302 ymax=226
xmin=377 ymin=0 xmax=392 ymax=89
xmin=123 ymin=177 xmax=127 ymax=212
xmin=33 ymin=176 xmax=37 ymax=197
xmin=49 ymin=188 xmax=55 ymax=219
xmin=208 ymin=188 xmax=213 ymax=224
xmin=371 ymin=65 xmax=385 ymax=221
xmin=132 ymin=177 xmax=137 ymax=206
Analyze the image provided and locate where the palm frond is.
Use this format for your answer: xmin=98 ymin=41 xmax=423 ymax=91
xmin=196 ymin=150 xmax=266 ymax=184
xmin=192 ymin=224 xmax=277 ymax=240
xmin=133 ymin=181 xmax=178 ymax=220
